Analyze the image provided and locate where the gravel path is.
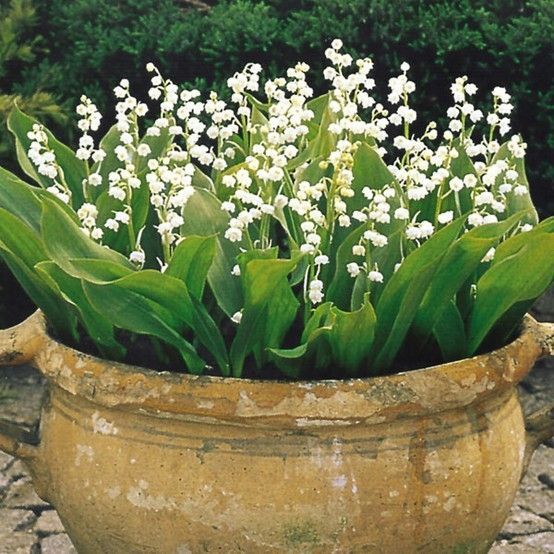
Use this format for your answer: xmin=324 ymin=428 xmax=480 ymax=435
xmin=0 ymin=291 xmax=552 ymax=553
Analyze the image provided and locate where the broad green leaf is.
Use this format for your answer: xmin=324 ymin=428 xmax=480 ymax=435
xmin=249 ymin=105 xmax=269 ymax=148
xmin=63 ymin=258 xmax=133 ymax=282
xmin=431 ymin=301 xmax=467 ymax=361
xmin=467 ymin=232 xmax=554 ymax=354
xmin=90 ymin=124 xmax=124 ymax=198
xmin=534 ymin=216 xmax=554 ymax=233
xmin=136 ymin=124 xmax=172 ymax=174
xmin=327 ymin=143 xmax=405 ymax=302
xmin=448 ymin=140 xmax=478 ymax=215
xmin=351 ymin=143 xmax=396 ymax=200
xmin=0 ymin=208 xmax=46 ymax=274
xmin=0 ymin=244 xmax=77 ymax=341
xmin=84 ymin=269 xmax=188 ymax=329
xmin=237 ymin=246 xmax=278 ymax=271
xmin=40 ymin=198 xmax=135 ymax=275
xmin=166 ymin=235 xmax=216 ymax=300
xmin=301 ymin=302 xmax=333 ymax=342
xmin=0 ymin=167 xmax=42 ymax=231
xmin=244 ymin=93 xmax=269 ymax=112
xmin=230 ymin=257 xmax=300 ymax=377
xmin=491 ymin=141 xmax=538 ymax=225
xmin=8 ymin=105 xmax=87 ymax=207
xmin=307 ymin=99 xmax=336 ymax=159
xmin=326 ymin=224 xmax=368 ymax=309
xmin=181 ymin=187 xmax=244 ymax=316
xmin=493 ymin=218 xmax=554 ymax=262
xmin=268 ymin=326 xmax=332 ymax=379
xmin=327 ymin=295 xmax=376 ymax=374
xmin=370 ymin=216 xmax=466 ymax=373
xmin=83 ymin=280 xmax=206 ymax=373
xmin=189 ymin=295 xmax=230 ymax=376
xmin=306 ymin=93 xmax=329 ymax=128
xmin=480 ymin=299 xmax=533 ymax=350
xmin=192 ymin=167 xmax=215 ymax=191
xmin=35 ymin=261 xmax=125 ymax=358
xmin=0 ymin=208 xmax=77 ymax=339
xmin=73 ymin=261 xmax=228 ymax=375
xmin=412 ymin=212 xmax=524 ymax=345
xmin=269 ymin=299 xmax=370 ymax=378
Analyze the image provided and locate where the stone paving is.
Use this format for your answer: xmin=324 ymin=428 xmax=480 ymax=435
xmin=0 ymin=291 xmax=552 ymax=552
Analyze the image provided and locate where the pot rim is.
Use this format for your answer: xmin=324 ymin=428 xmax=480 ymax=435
xmin=23 ymin=310 xmax=546 ymax=424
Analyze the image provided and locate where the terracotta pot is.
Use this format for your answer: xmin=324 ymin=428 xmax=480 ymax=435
xmin=0 ymin=311 xmax=552 ymax=553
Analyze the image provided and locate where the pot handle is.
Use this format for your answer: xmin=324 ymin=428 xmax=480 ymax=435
xmin=0 ymin=311 xmax=45 ymax=460
xmin=522 ymin=320 xmax=554 ymax=474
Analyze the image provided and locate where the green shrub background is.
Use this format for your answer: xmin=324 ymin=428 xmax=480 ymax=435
xmin=1 ymin=0 xmax=553 ymax=323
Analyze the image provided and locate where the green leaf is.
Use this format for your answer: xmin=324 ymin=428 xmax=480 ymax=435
xmin=40 ymin=198 xmax=135 ymax=275
xmin=351 ymin=143 xmax=396 ymax=197
xmin=136 ymin=125 xmax=172 ymax=174
xmin=0 ymin=207 xmax=45 ymax=270
xmin=8 ymin=105 xmax=87 ymax=207
xmin=268 ymin=325 xmax=332 ymax=379
xmin=431 ymin=301 xmax=467 ymax=361
xmin=189 ymin=295 xmax=230 ymax=376
xmin=71 ymin=260 xmax=228 ymax=375
xmin=249 ymin=105 xmax=269 ymax=148
xmin=62 ymin=258 xmax=133 ymax=282
xmin=90 ymin=124 xmax=124 ymax=197
xmin=269 ymin=300 xmax=360 ymax=378
xmin=370 ymin=216 xmax=466 ymax=373
xmin=307 ymin=95 xmax=336 ymax=158
xmin=326 ymin=224 xmax=368 ymax=309
xmin=448 ymin=140 xmax=478 ymax=215
xmin=467 ymin=232 xmax=554 ymax=354
xmin=230 ymin=257 xmax=300 ymax=377
xmin=327 ymin=295 xmax=376 ymax=374
xmin=412 ymin=212 xmax=524 ymax=346
xmin=491 ymin=141 xmax=538 ymax=225
xmin=35 ymin=261 xmax=125 ymax=358
xmin=0 ymin=167 xmax=42 ymax=231
xmin=0 ymin=208 xmax=76 ymax=339
xmin=0 ymin=244 xmax=77 ymax=341
xmin=166 ymin=235 xmax=216 ymax=300
xmin=301 ymin=302 xmax=333 ymax=342
xmin=327 ymin=143 xmax=405 ymax=306
xmin=181 ymin=187 xmax=244 ymax=316
xmin=83 ymin=279 xmax=206 ymax=373
xmin=192 ymin=167 xmax=215 ymax=191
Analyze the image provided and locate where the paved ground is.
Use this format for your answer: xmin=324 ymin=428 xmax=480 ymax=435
xmin=0 ymin=291 xmax=552 ymax=552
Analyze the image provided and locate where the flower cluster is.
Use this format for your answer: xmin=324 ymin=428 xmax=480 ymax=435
xmin=24 ymin=41 xmax=536 ymax=314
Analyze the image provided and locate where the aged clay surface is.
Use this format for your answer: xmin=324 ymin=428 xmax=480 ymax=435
xmin=0 ymin=311 xmax=552 ymax=553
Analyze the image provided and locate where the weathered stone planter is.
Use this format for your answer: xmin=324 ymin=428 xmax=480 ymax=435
xmin=0 ymin=311 xmax=552 ymax=553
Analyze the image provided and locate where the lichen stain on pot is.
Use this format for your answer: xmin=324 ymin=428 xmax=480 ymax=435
xmin=91 ymin=411 xmax=118 ymax=435
xmin=235 ymin=388 xmax=381 ymax=419
xmin=105 ymin=485 xmax=121 ymax=499
xmin=502 ymin=355 xmax=519 ymax=382
xmin=126 ymin=479 xmax=179 ymax=511
xmin=283 ymin=521 xmax=320 ymax=549
xmin=407 ymin=372 xmax=496 ymax=409
xmin=75 ymin=444 xmax=94 ymax=466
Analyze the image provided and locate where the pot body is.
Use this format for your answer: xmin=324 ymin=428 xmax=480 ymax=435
xmin=1 ymin=312 xmax=553 ymax=553
xmin=41 ymin=386 xmax=523 ymax=553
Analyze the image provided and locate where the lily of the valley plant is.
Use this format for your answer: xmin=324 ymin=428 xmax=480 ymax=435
xmin=0 ymin=41 xmax=552 ymax=378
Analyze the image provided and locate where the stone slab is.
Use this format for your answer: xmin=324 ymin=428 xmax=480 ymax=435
xmin=40 ymin=533 xmax=77 ymax=554
xmin=35 ymin=509 xmax=66 ymax=535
